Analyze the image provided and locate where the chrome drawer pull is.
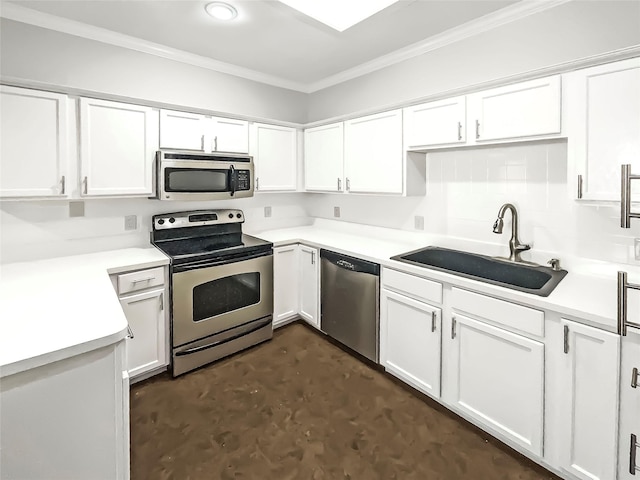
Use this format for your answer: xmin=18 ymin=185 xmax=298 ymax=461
xmin=131 ymin=276 xmax=155 ymax=284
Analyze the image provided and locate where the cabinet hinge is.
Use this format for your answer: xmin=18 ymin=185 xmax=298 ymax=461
xmin=632 ymin=367 xmax=639 ymax=389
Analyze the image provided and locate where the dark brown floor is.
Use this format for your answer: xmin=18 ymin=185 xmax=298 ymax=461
xmin=131 ymin=323 xmax=560 ymax=480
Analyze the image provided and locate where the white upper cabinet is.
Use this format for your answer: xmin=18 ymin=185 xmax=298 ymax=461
xmin=567 ymin=57 xmax=640 ymax=201
xmin=80 ymin=98 xmax=159 ymax=196
xmin=344 ymin=109 xmax=403 ymax=194
xmin=0 ymin=86 xmax=68 ymax=198
xmin=304 ymin=122 xmax=344 ymax=192
xmin=558 ymin=319 xmax=620 ymax=480
xmin=211 ymin=116 xmax=249 ymax=154
xmin=469 ymin=76 xmax=562 ymax=142
xmin=159 ymin=109 xmax=248 ymax=154
xmin=404 ymin=96 xmax=466 ymax=149
xmin=250 ymin=123 xmax=297 ymax=192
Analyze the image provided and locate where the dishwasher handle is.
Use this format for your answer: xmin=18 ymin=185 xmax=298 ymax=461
xmin=320 ymin=249 xmax=380 ymax=275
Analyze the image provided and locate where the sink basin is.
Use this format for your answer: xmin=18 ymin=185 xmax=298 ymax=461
xmin=391 ymin=246 xmax=567 ymax=297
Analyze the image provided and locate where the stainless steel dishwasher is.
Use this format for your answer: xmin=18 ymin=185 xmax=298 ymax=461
xmin=320 ymin=249 xmax=380 ymax=363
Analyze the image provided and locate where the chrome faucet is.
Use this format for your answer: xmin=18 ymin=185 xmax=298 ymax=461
xmin=492 ymin=203 xmax=531 ymax=262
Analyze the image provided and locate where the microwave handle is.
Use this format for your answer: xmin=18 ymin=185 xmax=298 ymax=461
xmin=229 ymin=165 xmax=236 ymax=197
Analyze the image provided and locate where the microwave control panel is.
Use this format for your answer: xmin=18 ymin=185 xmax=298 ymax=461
xmin=237 ymin=170 xmax=251 ymax=191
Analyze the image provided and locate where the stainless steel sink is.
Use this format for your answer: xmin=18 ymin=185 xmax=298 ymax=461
xmin=391 ymin=246 xmax=567 ymax=297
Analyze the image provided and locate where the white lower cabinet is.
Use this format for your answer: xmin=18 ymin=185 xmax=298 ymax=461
xmin=298 ymin=245 xmax=320 ymax=328
xmin=619 ymin=329 xmax=640 ymax=480
xmin=381 ymin=289 xmax=442 ymax=398
xmin=558 ymin=318 xmax=620 ymax=480
xmin=273 ymin=244 xmax=299 ymax=327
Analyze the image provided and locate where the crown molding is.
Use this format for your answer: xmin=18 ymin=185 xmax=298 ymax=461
xmin=0 ymin=2 xmax=308 ymax=92
xmin=305 ymin=0 xmax=572 ymax=92
xmin=1 ymin=0 xmax=572 ymax=94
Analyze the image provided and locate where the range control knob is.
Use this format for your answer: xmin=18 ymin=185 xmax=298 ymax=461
xmin=228 ymin=213 xmax=234 ymax=219
xmin=168 ymin=217 xmax=175 ymax=224
xmin=236 ymin=213 xmax=242 ymax=218
xmin=157 ymin=219 xmax=165 ymax=225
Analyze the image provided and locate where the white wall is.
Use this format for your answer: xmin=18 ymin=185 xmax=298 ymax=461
xmin=307 ymin=0 xmax=640 ymax=122
xmin=0 ymin=194 xmax=308 ymax=263
xmin=305 ymin=141 xmax=640 ymax=265
xmin=0 ymin=19 xmax=307 ymax=124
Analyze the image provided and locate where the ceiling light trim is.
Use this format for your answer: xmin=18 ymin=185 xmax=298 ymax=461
xmin=306 ymin=0 xmax=573 ymax=92
xmin=0 ymin=0 xmax=572 ymax=94
xmin=0 ymin=2 xmax=306 ymax=92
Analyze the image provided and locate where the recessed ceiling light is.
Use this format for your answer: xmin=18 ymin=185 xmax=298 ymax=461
xmin=205 ymin=2 xmax=238 ymax=21
xmin=278 ymin=0 xmax=399 ymax=32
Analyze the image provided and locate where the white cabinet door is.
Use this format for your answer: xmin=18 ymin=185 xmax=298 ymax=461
xmin=449 ymin=314 xmax=544 ymax=456
xmin=567 ymin=58 xmax=640 ymax=201
xmin=120 ymin=288 xmax=167 ymax=380
xmin=619 ymin=329 xmax=640 ymax=480
xmin=299 ymin=245 xmax=319 ymax=328
xmin=344 ymin=109 xmax=403 ymax=194
xmin=380 ymin=289 xmax=441 ymax=398
xmin=558 ymin=319 xmax=620 ymax=480
xmin=211 ymin=116 xmax=249 ymax=154
xmin=0 ymin=86 xmax=68 ymax=197
xmin=159 ymin=109 xmax=206 ymax=151
xmin=273 ymin=245 xmax=299 ymax=326
xmin=404 ymin=96 xmax=466 ymax=149
xmin=80 ymin=98 xmax=159 ymax=196
xmin=251 ymin=123 xmax=297 ymax=192
xmin=470 ymin=76 xmax=561 ymax=142
xmin=304 ymin=122 xmax=344 ymax=192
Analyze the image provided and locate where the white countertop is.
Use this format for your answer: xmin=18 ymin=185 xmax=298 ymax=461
xmin=0 ymin=248 xmax=169 ymax=378
xmin=250 ymin=219 xmax=633 ymax=333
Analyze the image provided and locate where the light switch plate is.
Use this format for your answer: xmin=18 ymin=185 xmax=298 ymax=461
xmin=334 ymin=206 xmax=340 ymax=218
xmin=264 ymin=206 xmax=272 ymax=218
xmin=124 ymin=215 xmax=137 ymax=231
xmin=414 ymin=215 xmax=425 ymax=230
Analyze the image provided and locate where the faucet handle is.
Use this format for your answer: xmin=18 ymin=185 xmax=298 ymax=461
xmin=547 ymin=258 xmax=561 ymax=271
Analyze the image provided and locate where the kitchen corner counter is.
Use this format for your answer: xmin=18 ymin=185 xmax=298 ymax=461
xmin=0 ymin=248 xmax=169 ymax=378
xmin=251 ymin=221 xmax=627 ymax=333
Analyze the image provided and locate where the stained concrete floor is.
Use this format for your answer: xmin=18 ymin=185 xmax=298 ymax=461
xmin=130 ymin=322 xmax=560 ymax=480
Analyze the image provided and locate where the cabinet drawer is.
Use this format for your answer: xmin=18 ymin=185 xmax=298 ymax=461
xmin=382 ymin=268 xmax=442 ymax=304
xmin=451 ymin=287 xmax=544 ymax=337
xmin=117 ymin=267 xmax=164 ymax=295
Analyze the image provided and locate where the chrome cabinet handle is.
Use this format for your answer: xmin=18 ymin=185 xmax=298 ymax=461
xmin=311 ymin=251 xmax=315 ymax=264
xmin=577 ymin=174 xmax=583 ymax=199
xmin=451 ymin=316 xmax=457 ymax=339
xmin=563 ymin=325 xmax=569 ymax=354
xmin=346 ymin=177 xmax=350 ymax=191
xmin=214 ymin=135 xmax=218 ymax=151
xmin=131 ymin=276 xmax=155 ymax=284
xmin=631 ymin=434 xmax=639 ymax=475
xmin=632 ymin=367 xmax=639 ymax=389
xmin=618 ymin=271 xmax=640 ymax=336
xmin=200 ymin=134 xmax=205 ymax=151
xmin=621 ymin=164 xmax=640 ymax=228
xmin=431 ymin=311 xmax=437 ymax=333
xmin=457 ymin=121 xmax=462 ymax=141
xmin=256 ymin=178 xmax=259 ymax=191
xmin=60 ymin=176 xmax=66 ymax=195
xmin=83 ymin=176 xmax=88 ymax=195
xmin=126 ymin=325 xmax=134 ymax=339
xmin=475 ymin=120 xmax=480 ymax=139
xmin=159 ymin=292 xmax=164 ymax=311
xmin=337 ymin=178 xmax=342 ymax=191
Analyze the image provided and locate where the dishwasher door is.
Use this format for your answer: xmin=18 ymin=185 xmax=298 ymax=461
xmin=320 ymin=250 xmax=380 ymax=362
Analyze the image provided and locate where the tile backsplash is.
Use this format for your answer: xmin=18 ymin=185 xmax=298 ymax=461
xmin=306 ymin=140 xmax=640 ymax=265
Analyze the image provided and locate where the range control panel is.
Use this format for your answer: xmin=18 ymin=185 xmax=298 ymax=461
xmin=153 ymin=209 xmax=244 ymax=230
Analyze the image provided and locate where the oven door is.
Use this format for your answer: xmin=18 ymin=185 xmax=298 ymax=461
xmin=171 ymin=253 xmax=273 ymax=347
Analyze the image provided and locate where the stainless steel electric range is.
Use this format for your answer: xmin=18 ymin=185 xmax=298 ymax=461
xmin=151 ymin=209 xmax=273 ymax=377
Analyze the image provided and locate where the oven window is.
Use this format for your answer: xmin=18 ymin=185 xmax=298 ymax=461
xmin=165 ymin=168 xmax=229 ymax=192
xmin=192 ymin=273 xmax=260 ymax=321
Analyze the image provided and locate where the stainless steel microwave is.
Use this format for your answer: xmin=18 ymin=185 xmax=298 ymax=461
xmin=155 ymin=150 xmax=254 ymax=201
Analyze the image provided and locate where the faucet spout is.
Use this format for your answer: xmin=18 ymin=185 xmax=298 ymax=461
xmin=492 ymin=203 xmax=531 ymax=262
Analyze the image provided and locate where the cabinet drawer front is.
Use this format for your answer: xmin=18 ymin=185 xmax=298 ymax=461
xmin=451 ymin=287 xmax=543 ymax=337
xmin=118 ymin=267 xmax=165 ymax=294
xmin=382 ymin=268 xmax=442 ymax=304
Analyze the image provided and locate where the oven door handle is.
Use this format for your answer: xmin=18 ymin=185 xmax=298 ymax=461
xmin=172 ymin=249 xmax=272 ymax=272
xmin=229 ymin=165 xmax=236 ymax=197
xmin=175 ymin=317 xmax=272 ymax=357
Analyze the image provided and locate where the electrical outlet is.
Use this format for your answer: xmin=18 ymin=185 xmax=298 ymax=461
xmin=264 ymin=206 xmax=272 ymax=218
xmin=124 ymin=215 xmax=137 ymax=231
xmin=635 ymin=238 xmax=640 ymax=260
xmin=414 ymin=215 xmax=425 ymax=230
xmin=334 ymin=206 xmax=340 ymax=218
xmin=69 ymin=201 xmax=85 ymax=218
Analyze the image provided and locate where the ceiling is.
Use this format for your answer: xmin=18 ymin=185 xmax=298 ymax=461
xmin=2 ymin=0 xmax=538 ymax=92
